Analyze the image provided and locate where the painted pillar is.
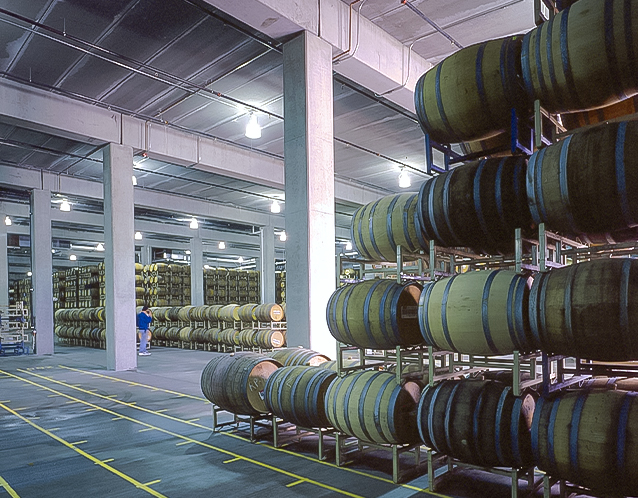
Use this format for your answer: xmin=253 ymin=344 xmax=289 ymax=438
xmin=260 ymin=223 xmax=275 ymax=304
xmin=190 ymin=235 xmax=204 ymax=306
xmin=0 ymin=217 xmax=8 ymax=307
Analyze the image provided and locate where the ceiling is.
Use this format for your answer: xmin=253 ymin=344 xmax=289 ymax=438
xmin=0 ymin=0 xmax=536 ymax=276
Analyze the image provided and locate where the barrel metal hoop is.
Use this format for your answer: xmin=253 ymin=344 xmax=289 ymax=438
xmin=412 ymin=194 xmax=430 ymax=251
xmin=500 ymin=36 xmax=518 ymax=110
xmin=536 ymin=147 xmax=550 ymax=222
xmin=364 ymin=280 xmax=388 ymax=348
xmin=441 ymin=275 xmax=460 ymax=352
xmin=558 ymin=135 xmax=578 ymax=233
xmin=494 ymin=158 xmax=507 ymax=227
xmin=442 ymin=169 xmax=463 ymax=246
xmin=307 ymin=370 xmax=330 ymax=423
xmin=434 ymin=63 xmax=457 ymax=141
xmin=506 ymin=275 xmax=523 ymax=352
xmin=481 ymin=270 xmax=501 ymax=355
xmin=545 ymin=16 xmax=564 ymax=109
xmin=529 ymin=273 xmax=544 ymax=349
xmin=379 ymin=282 xmax=398 ymax=345
xmin=341 ymin=376 xmax=360 ymax=437
xmin=414 ymin=74 xmax=433 ymax=136
xmin=535 ymin=20 xmax=550 ymax=100
xmin=428 ymin=382 xmax=446 ymax=452
xmin=355 ymin=206 xmax=373 ymax=260
xmin=289 ymin=370 xmax=306 ymax=423
xmin=494 ymin=386 xmax=511 ymax=465
xmin=368 ymin=199 xmax=383 ymax=260
xmin=475 ymin=42 xmax=493 ymax=123
xmin=615 ymin=121 xmax=633 ymax=226
xmin=443 ymin=383 xmax=462 ymax=456
xmin=514 ymin=276 xmax=530 ymax=351
xmin=341 ymin=285 xmax=358 ymax=346
xmin=374 ymin=376 xmax=397 ymax=444
xmin=417 ymin=387 xmax=429 ymax=445
xmin=616 ymin=391 xmax=638 ymax=476
xmin=472 ymin=385 xmax=487 ymax=463
xmin=386 ymin=382 xmax=403 ymax=443
xmin=547 ymin=396 xmax=562 ymax=474
xmin=569 ymin=392 xmax=589 ymax=480
xmin=520 ymin=31 xmax=535 ymax=99
xmin=357 ymin=373 xmax=380 ymax=444
xmin=620 ymin=258 xmax=632 ymax=351
xmin=401 ymin=196 xmax=417 ymax=251
xmin=563 ymin=264 xmax=579 ymax=353
xmin=510 ymin=396 xmax=524 ymax=468
xmin=386 ymin=195 xmax=400 ymax=253
xmin=427 ymin=178 xmax=446 ymax=245
xmin=389 ymin=282 xmax=408 ymax=346
xmin=474 ymin=159 xmax=498 ymax=248
xmin=527 ymin=150 xmax=542 ymax=224
xmin=560 ymin=7 xmax=584 ymax=110
xmin=417 ymin=180 xmax=431 ymax=239
xmin=530 ymin=396 xmax=545 ymax=465
xmin=539 ymin=271 xmax=550 ymax=350
xmin=604 ymin=0 xmax=627 ymax=101
xmin=418 ymin=282 xmax=437 ymax=346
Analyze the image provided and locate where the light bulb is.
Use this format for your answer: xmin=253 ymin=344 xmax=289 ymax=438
xmin=189 ymin=218 xmax=199 ymax=230
xmin=270 ymin=200 xmax=281 ymax=213
xmin=134 ymin=231 xmax=143 ymax=240
xmin=204 ymin=264 xmax=210 ymax=270
xmin=4 ymin=216 xmax=11 ymax=226
xmin=132 ymin=175 xmax=138 ymax=186
xmin=245 ymin=113 xmax=261 ymax=139
xmin=96 ymin=243 xmax=105 ymax=251
xmin=279 ymin=231 xmax=287 ymax=242
xmin=218 ymin=241 xmax=226 ymax=250
xmin=345 ymin=241 xmax=353 ymax=251
xmin=398 ymin=170 xmax=411 ymax=188
xmin=60 ymin=199 xmax=71 ymax=212
xmin=27 ymin=271 xmax=32 ymax=277
xmin=70 ymin=254 xmax=77 ymax=261
xmin=238 ymin=256 xmax=244 ymax=263
xmin=185 ymin=250 xmax=191 ymax=255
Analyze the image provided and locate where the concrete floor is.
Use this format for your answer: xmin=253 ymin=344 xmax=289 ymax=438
xmin=0 ymin=345 xmax=581 ymax=498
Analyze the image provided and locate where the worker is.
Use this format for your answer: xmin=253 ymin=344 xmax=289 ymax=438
xmin=137 ymin=306 xmax=153 ymax=356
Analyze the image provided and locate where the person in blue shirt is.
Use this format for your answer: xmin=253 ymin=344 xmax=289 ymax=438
xmin=137 ymin=306 xmax=153 ymax=356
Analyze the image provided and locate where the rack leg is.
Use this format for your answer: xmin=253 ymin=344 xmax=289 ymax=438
xmin=392 ymin=444 xmax=399 ymax=484
xmin=511 ymin=469 xmax=518 ymax=498
xmin=273 ymin=416 xmax=279 ymax=447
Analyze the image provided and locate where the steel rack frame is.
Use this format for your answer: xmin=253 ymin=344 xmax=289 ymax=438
xmin=210 ymin=404 xmax=271 ymax=442
xmin=270 ymin=416 xmax=335 ymax=461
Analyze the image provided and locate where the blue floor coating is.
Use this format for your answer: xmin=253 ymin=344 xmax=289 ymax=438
xmin=0 ymin=345 xmax=554 ymax=497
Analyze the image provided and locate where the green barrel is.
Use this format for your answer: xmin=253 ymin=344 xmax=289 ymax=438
xmin=178 ymin=326 xmax=193 ymax=342
xmin=417 ymin=380 xmax=536 ymax=468
xmin=532 ymin=389 xmax=638 ymax=496
xmin=267 ymin=348 xmax=330 ymax=367
xmin=237 ymin=304 xmax=258 ymax=322
xmin=219 ymin=304 xmax=240 ymax=322
xmin=325 ymin=371 xmax=420 ymax=445
xmin=253 ymin=329 xmax=286 ymax=349
xmin=264 ymin=366 xmax=336 ymax=428
xmin=529 ymin=258 xmax=638 ymax=361
xmin=418 ymin=270 xmax=532 ymax=356
xmin=327 ymin=280 xmax=423 ymax=349
xmin=203 ymin=327 xmax=222 ymax=344
xmin=521 ymin=0 xmax=638 ymax=114
xmin=415 ymin=35 xmax=527 ymax=144
xmin=200 ymin=352 xmax=281 ymax=416
xmin=205 ymin=305 xmax=223 ymax=321
xmin=253 ymin=303 xmax=284 ymax=322
xmin=236 ymin=328 xmax=256 ymax=347
xmin=417 ymin=156 xmax=531 ymax=255
xmin=177 ymin=306 xmax=195 ymax=322
xmin=526 ymin=121 xmax=638 ymax=239
xmin=350 ymin=193 xmax=426 ymax=262
xmin=219 ymin=327 xmax=240 ymax=346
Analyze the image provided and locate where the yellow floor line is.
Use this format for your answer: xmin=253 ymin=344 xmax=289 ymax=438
xmin=70 ymin=440 xmax=87 ymax=445
xmin=0 ymin=476 xmax=20 ymax=498
xmin=100 ymin=459 xmax=115 ymax=464
xmin=0 ymin=402 xmax=167 ymax=498
xmin=138 ymin=428 xmax=155 ymax=433
xmin=286 ymin=480 xmax=305 ymax=488
xmin=143 ymin=480 xmax=161 ymax=486
xmin=175 ymin=441 xmax=193 ymax=446
xmin=1 ymin=370 xmax=364 ymax=498
xmin=223 ymin=457 xmax=241 ymax=464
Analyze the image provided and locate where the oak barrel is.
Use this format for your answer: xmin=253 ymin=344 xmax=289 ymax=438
xmin=218 ymin=304 xmax=240 ymax=322
xmin=350 ymin=193 xmax=426 ymax=262
xmin=253 ymin=303 xmax=284 ymax=322
xmin=521 ymin=0 xmax=638 ymax=114
xmin=326 ymin=279 xmax=423 ymax=349
xmin=253 ymin=329 xmax=286 ymax=349
xmin=200 ymin=352 xmax=281 ymax=416
xmin=237 ymin=304 xmax=258 ymax=322
xmin=415 ymin=35 xmax=527 ymax=143
xmin=418 ymin=270 xmax=533 ymax=355
xmin=417 ymin=156 xmax=531 ymax=255
xmin=325 ymin=370 xmax=420 ymax=445
xmin=526 ymin=121 xmax=638 ymax=238
xmin=561 ymin=95 xmax=638 ymax=130
xmin=532 ymin=389 xmax=638 ymax=496
xmin=264 ymin=366 xmax=336 ymax=428
xmin=529 ymin=259 xmax=638 ymax=361
xmin=268 ymin=348 xmax=329 ymax=367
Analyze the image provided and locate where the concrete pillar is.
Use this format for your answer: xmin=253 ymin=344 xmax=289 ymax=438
xmin=103 ymin=143 xmax=136 ymax=371
xmin=30 ymin=189 xmax=54 ymax=354
xmin=260 ymin=223 xmax=275 ymax=304
xmin=0 ymin=218 xmax=8 ymax=307
xmin=283 ymin=31 xmax=336 ymax=357
xmin=140 ymin=245 xmax=152 ymax=266
xmin=190 ymin=235 xmax=203 ymax=306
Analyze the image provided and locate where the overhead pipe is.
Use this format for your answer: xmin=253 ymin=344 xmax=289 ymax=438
xmin=401 ymin=0 xmax=464 ymax=50
xmin=332 ymin=0 xmax=367 ymax=64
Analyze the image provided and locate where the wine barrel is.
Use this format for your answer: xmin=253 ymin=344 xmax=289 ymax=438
xmin=219 ymin=304 xmax=240 ymax=322
xmin=326 ymin=280 xmax=423 ymax=349
xmin=253 ymin=303 xmax=284 ymax=322
xmin=253 ymin=329 xmax=286 ymax=349
xmin=200 ymin=352 xmax=282 ymax=416
xmin=236 ymin=328 xmax=256 ymax=348
xmin=350 ymin=193 xmax=426 ymax=262
xmin=264 ymin=366 xmax=336 ymax=428
xmin=527 ymin=121 xmax=638 ymax=238
xmin=415 ymin=35 xmax=527 ymax=144
xmin=532 ymin=389 xmax=638 ymax=496
xmin=529 ymin=259 xmax=638 ymax=361
xmin=219 ymin=327 xmax=240 ymax=346
xmin=418 ymin=270 xmax=533 ymax=356
xmin=417 ymin=156 xmax=531 ymax=255
xmin=458 ymin=133 xmax=513 ymax=159
xmin=203 ymin=327 xmax=222 ymax=344
xmin=237 ymin=304 xmax=258 ymax=322
xmin=178 ymin=326 xmax=193 ymax=342
xmin=177 ymin=306 xmax=195 ymax=322
xmin=561 ymin=95 xmax=638 ymax=130
xmin=268 ymin=348 xmax=329 ymax=367
xmin=316 ymin=358 xmax=359 ymax=371
xmin=166 ymin=307 xmax=181 ymax=321
xmin=325 ymin=370 xmax=420 ymax=445
xmin=204 ymin=305 xmax=223 ymax=321
xmin=417 ymin=380 xmax=535 ymax=468
xmin=521 ymin=0 xmax=638 ymax=115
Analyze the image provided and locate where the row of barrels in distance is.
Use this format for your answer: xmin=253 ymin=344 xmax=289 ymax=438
xmin=200 ymin=351 xmax=638 ymax=496
xmin=414 ymin=0 xmax=638 ymax=145
xmin=327 ymin=257 xmax=638 ymax=362
xmin=352 ymin=119 xmax=638 ymax=258
xmin=148 ymin=303 xmax=285 ymax=323
xmin=152 ymin=324 xmax=286 ymax=350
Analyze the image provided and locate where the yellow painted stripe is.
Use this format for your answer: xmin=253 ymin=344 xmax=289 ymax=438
xmin=85 ymin=408 xmax=99 ymax=412
xmin=0 ymin=401 xmax=9 ymax=403
xmin=155 ymin=409 xmax=168 ymax=413
xmin=18 ymin=368 xmax=437 ymax=495
xmin=223 ymin=458 xmax=241 ymax=464
xmin=286 ymin=480 xmax=304 ymax=488
xmin=112 ymin=417 xmax=124 ymax=421
xmin=70 ymin=440 xmax=87 ymax=445
xmin=0 ymin=402 xmax=167 ymax=498
xmin=186 ymin=418 xmax=199 ymax=422
xmin=143 ymin=480 xmax=161 ymax=486
xmin=100 ymin=459 xmax=115 ymax=464
xmin=2 ymin=370 xmax=365 ymax=498
xmin=48 ymin=428 xmax=60 ymax=432
xmin=13 ymin=408 xmax=28 ymax=411
xmin=138 ymin=428 xmax=155 ymax=433
xmin=0 ymin=476 xmax=20 ymax=498
xmin=175 ymin=441 xmax=193 ymax=446
xmin=47 ymin=395 xmax=60 ymax=398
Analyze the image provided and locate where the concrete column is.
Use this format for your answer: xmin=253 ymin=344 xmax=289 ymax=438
xmin=190 ymin=235 xmax=203 ymax=306
xmin=140 ymin=245 xmax=152 ymax=266
xmin=0 ymin=218 xmax=8 ymax=307
xmin=283 ymin=31 xmax=336 ymax=357
xmin=30 ymin=189 xmax=54 ymax=354
xmin=103 ymin=143 xmax=136 ymax=371
xmin=260 ymin=223 xmax=275 ymax=304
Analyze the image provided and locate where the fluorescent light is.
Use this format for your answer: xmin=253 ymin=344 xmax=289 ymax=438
xmin=204 ymin=264 xmax=210 ymax=269
xmin=27 ymin=271 xmax=32 ymax=277
xmin=96 ymin=243 xmax=105 ymax=252
xmin=398 ymin=170 xmax=411 ymax=188
xmin=189 ymin=217 xmax=199 ymax=230
xmin=218 ymin=241 xmax=226 ymax=250
xmin=135 ymin=231 xmax=143 ymax=240
xmin=238 ymin=256 xmax=244 ymax=263
xmin=279 ymin=231 xmax=287 ymax=242
xmin=185 ymin=250 xmax=191 ymax=255
xmin=245 ymin=113 xmax=261 ymax=139
xmin=69 ymin=254 xmax=77 ymax=261
xmin=51 ymin=249 xmax=56 ymax=253
xmin=132 ymin=175 xmax=138 ymax=186
xmin=345 ymin=241 xmax=353 ymax=251
xmin=3 ymin=216 xmax=10 ymax=226
xmin=60 ymin=199 xmax=71 ymax=212
xmin=270 ymin=200 xmax=281 ymax=213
